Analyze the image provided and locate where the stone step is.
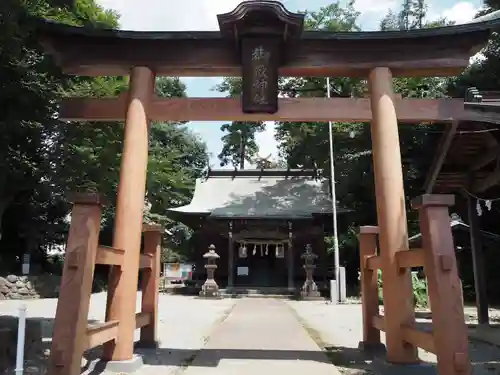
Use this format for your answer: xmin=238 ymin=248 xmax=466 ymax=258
xmin=221 ymin=288 xmax=293 ymax=294
xmin=220 ymin=293 xmax=293 ymax=299
xmin=220 ymin=287 xmax=295 ymax=299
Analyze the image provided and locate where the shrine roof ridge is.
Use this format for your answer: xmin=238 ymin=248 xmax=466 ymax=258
xmin=205 ymin=168 xmax=321 ymax=179
xmin=35 ymin=15 xmax=500 ymax=41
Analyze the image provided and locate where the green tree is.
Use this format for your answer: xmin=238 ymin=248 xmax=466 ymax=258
xmin=0 ymin=0 xmax=120 ymax=270
xmin=448 ymin=2 xmax=500 ymax=94
xmin=0 ymin=0 xmax=209 ymax=271
xmin=214 ymin=78 xmax=266 ymax=169
xmin=274 ymin=0 xmax=450 ymax=284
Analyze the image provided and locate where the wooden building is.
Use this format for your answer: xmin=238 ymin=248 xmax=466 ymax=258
xmin=424 ymin=88 xmax=500 ymax=325
xmin=168 ymin=168 xmax=349 ymax=293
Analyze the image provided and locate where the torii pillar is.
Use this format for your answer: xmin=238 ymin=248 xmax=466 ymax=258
xmin=103 ymin=67 xmax=155 ymax=364
xmin=369 ymin=67 xmax=418 ymax=363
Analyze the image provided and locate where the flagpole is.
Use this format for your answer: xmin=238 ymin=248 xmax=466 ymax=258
xmin=326 ymin=77 xmax=341 ymax=303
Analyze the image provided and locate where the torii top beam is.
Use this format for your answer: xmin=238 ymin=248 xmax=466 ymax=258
xmin=35 ymin=1 xmax=500 ymax=78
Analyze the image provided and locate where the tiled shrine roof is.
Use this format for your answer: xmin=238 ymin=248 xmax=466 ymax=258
xmin=167 ymin=169 xmax=349 ymax=219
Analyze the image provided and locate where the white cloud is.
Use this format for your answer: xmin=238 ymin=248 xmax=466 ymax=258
xmin=97 ymin=0 xmax=247 ymax=30
xmin=255 ymin=121 xmax=279 ymax=160
xmin=352 ymin=0 xmax=398 ymax=16
xmin=97 ymin=0 xmax=308 ymax=31
xmin=426 ymin=1 xmax=480 ymax=24
xmin=441 ymin=2 xmax=479 ymax=23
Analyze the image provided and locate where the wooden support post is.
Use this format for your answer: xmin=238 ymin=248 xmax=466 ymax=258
xmin=103 ymin=66 xmax=155 ymax=361
xmin=228 ymin=239 xmax=234 ymax=289
xmin=368 ymin=67 xmax=418 ymax=363
xmin=228 ymin=221 xmax=234 ymax=290
xmin=288 ymin=222 xmax=294 ymax=291
xmin=138 ymin=225 xmax=162 ymax=347
xmin=413 ymin=194 xmax=471 ymax=375
xmin=48 ymin=193 xmax=102 ymax=375
xmin=466 ymin=194 xmax=489 ymax=325
xmin=287 ymin=241 xmax=294 ymax=291
xmin=358 ymin=226 xmax=382 ymax=349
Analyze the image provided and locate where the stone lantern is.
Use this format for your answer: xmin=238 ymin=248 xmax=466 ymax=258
xmin=199 ymin=244 xmax=221 ymax=298
xmin=300 ymin=244 xmax=321 ymax=300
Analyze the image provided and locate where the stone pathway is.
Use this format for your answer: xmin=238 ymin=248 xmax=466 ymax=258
xmin=181 ymin=298 xmax=341 ymax=375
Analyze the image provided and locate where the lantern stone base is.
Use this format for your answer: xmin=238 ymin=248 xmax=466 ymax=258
xmin=199 ymin=279 xmax=221 ymax=299
xmin=299 ymin=290 xmax=322 ymax=300
xmin=300 ymin=279 xmax=322 ymax=300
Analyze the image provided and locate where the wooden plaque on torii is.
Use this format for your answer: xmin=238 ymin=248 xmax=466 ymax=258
xmin=217 ymin=1 xmax=304 ymax=113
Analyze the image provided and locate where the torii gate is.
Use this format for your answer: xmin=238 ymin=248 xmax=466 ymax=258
xmin=34 ymin=2 xmax=500 ymax=375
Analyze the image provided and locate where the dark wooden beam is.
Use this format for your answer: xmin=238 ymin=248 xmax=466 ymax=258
xmin=463 ymin=106 xmax=500 ymax=124
xmin=473 ymin=170 xmax=500 ymax=192
xmin=424 ymin=122 xmax=459 ymax=194
xmin=465 ymin=192 xmax=489 ymax=325
xmin=469 ymin=146 xmax=500 ymax=171
xmin=58 ymin=96 xmax=465 ymax=123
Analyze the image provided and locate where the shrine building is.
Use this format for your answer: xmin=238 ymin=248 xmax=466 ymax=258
xmin=167 ymin=168 xmax=349 ymax=294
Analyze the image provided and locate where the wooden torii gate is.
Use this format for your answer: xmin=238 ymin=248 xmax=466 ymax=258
xmin=34 ymin=2 xmax=500 ymax=375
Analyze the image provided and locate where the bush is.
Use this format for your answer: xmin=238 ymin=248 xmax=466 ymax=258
xmin=410 ymin=271 xmax=428 ymax=308
xmin=359 ymin=269 xmax=428 ymax=308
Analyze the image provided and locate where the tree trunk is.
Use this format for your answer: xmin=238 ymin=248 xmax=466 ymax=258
xmin=0 ymin=199 xmax=12 ymax=241
xmin=240 ymin=141 xmax=246 ymax=169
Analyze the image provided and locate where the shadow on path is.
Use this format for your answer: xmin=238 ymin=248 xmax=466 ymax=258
xmin=139 ymin=347 xmax=332 ymax=366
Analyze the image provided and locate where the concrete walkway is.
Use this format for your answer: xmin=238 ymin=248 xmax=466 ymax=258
xmin=182 ymin=298 xmax=341 ymax=375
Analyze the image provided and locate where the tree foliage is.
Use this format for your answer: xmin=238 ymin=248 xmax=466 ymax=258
xmin=233 ymin=0 xmax=455 ymax=283
xmin=0 ymin=0 xmax=208 ymax=271
xmin=0 ymin=0 xmax=121 ymax=270
xmin=214 ymin=79 xmax=266 ymax=169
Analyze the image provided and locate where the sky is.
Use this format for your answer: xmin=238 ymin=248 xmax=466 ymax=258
xmin=96 ymin=0 xmax=484 ymax=168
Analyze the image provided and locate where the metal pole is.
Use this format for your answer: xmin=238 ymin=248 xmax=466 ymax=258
xmin=15 ymin=304 xmax=27 ymax=375
xmin=326 ymin=77 xmax=341 ymax=303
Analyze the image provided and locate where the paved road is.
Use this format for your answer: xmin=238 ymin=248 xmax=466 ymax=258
xmin=181 ymin=298 xmax=341 ymax=375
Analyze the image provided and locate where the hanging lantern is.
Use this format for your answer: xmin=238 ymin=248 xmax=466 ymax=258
xmin=239 ymin=243 xmax=248 ymax=258
xmin=485 ymin=200 xmax=493 ymax=211
xmin=476 ymin=200 xmax=483 ymax=217
xmin=276 ymin=243 xmax=285 ymax=258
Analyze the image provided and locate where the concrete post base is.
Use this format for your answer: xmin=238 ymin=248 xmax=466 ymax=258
xmin=98 ymin=354 xmax=144 ymax=373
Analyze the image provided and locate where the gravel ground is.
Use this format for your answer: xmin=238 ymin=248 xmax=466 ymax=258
xmin=0 ymin=293 xmax=236 ymax=375
xmin=287 ymin=301 xmax=500 ymax=375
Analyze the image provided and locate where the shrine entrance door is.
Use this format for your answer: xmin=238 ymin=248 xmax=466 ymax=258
xmin=235 ymin=243 xmax=288 ymax=288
